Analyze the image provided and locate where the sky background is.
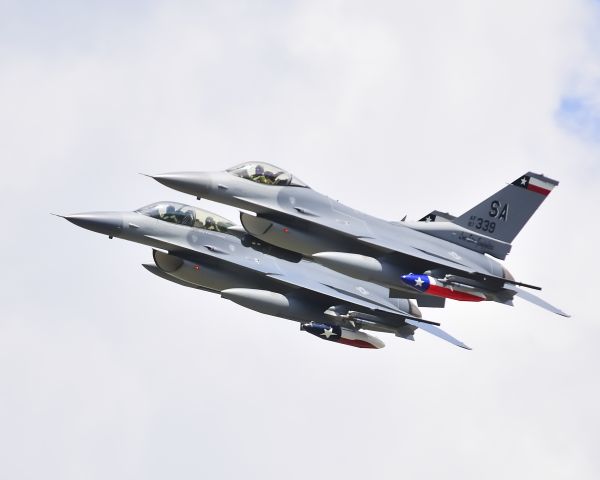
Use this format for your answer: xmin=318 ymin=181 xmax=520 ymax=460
xmin=1 ymin=1 xmax=600 ymax=479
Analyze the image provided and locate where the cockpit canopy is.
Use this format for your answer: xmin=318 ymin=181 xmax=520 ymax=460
xmin=136 ymin=202 xmax=235 ymax=233
xmin=226 ymin=162 xmax=308 ymax=187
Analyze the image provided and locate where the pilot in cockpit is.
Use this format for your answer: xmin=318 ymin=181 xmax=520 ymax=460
xmin=204 ymin=216 xmax=218 ymax=231
xmin=251 ymin=165 xmax=266 ymax=183
xmin=162 ymin=205 xmax=177 ymax=223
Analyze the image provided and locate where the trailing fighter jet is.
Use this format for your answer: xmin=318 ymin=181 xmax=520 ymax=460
xmin=150 ymin=163 xmax=568 ymax=316
xmin=58 ymin=201 xmax=471 ymax=349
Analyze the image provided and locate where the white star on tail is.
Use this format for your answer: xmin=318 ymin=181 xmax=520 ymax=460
xmin=414 ymin=277 xmax=425 ymax=287
xmin=320 ymin=327 xmax=337 ymax=339
xmin=520 ymin=177 xmax=527 ymax=185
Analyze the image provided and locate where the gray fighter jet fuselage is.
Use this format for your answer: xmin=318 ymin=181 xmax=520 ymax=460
xmin=151 ymin=163 xmax=567 ymax=316
xmin=60 ymin=201 xmax=471 ymax=349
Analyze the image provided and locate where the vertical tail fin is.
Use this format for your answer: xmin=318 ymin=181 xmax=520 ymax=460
xmin=453 ymin=172 xmax=559 ymax=245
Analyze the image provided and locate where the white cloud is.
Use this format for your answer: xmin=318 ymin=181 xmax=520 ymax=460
xmin=1 ymin=1 xmax=599 ymax=479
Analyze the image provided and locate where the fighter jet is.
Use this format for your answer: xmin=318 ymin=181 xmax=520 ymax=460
xmin=59 ymin=201 xmax=472 ymax=350
xmin=150 ymin=163 xmax=568 ymax=316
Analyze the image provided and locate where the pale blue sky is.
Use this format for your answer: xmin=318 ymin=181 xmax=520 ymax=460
xmin=558 ymin=96 xmax=600 ymax=141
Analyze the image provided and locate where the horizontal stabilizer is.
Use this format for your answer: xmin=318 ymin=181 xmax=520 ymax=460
xmin=405 ymin=319 xmax=471 ymax=350
xmin=508 ymin=285 xmax=570 ymax=317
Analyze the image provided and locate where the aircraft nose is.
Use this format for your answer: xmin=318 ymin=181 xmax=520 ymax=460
xmin=61 ymin=212 xmax=124 ymax=237
xmin=149 ymin=172 xmax=213 ymax=197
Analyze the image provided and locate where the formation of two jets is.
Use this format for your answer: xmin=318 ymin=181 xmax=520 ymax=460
xmin=61 ymin=163 xmax=568 ymax=350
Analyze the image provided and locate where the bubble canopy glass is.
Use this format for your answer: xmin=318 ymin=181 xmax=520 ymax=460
xmin=226 ymin=162 xmax=308 ymax=187
xmin=136 ymin=202 xmax=235 ymax=233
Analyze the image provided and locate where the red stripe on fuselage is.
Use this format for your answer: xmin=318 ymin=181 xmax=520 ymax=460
xmin=427 ymin=285 xmax=485 ymax=302
xmin=526 ymin=184 xmax=551 ymax=196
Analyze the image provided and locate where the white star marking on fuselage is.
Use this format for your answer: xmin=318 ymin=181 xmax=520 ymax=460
xmin=414 ymin=277 xmax=425 ymax=287
xmin=320 ymin=327 xmax=337 ymax=339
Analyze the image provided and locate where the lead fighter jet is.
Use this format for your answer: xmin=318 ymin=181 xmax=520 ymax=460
xmin=59 ymin=201 xmax=471 ymax=350
xmin=150 ymin=163 xmax=568 ymax=316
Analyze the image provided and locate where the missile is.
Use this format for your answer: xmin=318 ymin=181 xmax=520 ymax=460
xmin=400 ymin=274 xmax=486 ymax=302
xmin=300 ymin=322 xmax=385 ymax=349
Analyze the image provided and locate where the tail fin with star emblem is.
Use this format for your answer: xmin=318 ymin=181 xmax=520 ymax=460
xmin=452 ymin=172 xmax=559 ymax=246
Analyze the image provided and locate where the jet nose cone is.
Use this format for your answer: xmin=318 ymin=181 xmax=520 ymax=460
xmin=150 ymin=172 xmax=213 ymax=197
xmin=62 ymin=212 xmax=124 ymax=237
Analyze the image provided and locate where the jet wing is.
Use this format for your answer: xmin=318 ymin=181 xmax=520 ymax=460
xmin=240 ymin=208 xmax=478 ymax=273
xmin=358 ymin=236 xmax=477 ymax=271
xmin=147 ymin=233 xmax=471 ymax=347
xmin=238 ymin=198 xmax=484 ymax=274
xmin=146 ymin=234 xmax=410 ymax=318
xmin=241 ymin=210 xmax=540 ymax=291
xmin=265 ymin=271 xmax=407 ymax=317
xmin=266 ymin=270 xmax=473 ymax=350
